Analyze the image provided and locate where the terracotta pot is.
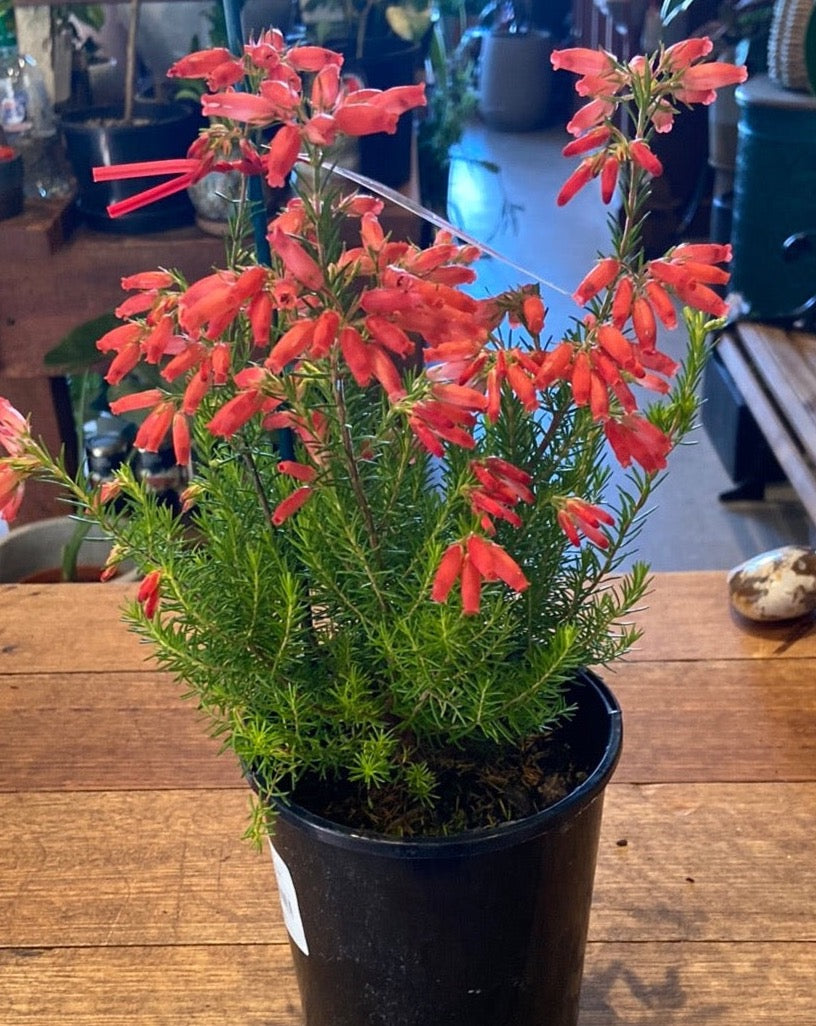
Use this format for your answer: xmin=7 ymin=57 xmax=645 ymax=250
xmin=0 ymin=516 xmax=137 ymax=583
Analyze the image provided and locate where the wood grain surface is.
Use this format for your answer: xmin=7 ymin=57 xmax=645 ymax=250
xmin=1 ymin=572 xmax=814 ymax=1023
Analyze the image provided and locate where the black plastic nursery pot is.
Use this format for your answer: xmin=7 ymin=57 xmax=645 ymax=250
xmin=266 ymin=670 xmax=622 ymax=1026
xmin=60 ymin=100 xmax=200 ymax=233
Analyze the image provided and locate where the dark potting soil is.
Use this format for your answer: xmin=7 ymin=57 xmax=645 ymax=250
xmin=291 ymin=731 xmax=588 ymax=838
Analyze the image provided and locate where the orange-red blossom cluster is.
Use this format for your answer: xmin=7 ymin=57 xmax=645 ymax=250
xmin=0 ymin=34 xmax=744 ymax=617
xmin=92 ymin=31 xmax=426 ymax=218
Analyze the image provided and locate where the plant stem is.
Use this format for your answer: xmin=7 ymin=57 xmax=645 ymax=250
xmin=123 ymin=0 xmax=141 ymax=123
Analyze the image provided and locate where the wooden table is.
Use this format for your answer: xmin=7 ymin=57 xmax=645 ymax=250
xmin=1 ymin=572 xmax=814 ymax=1023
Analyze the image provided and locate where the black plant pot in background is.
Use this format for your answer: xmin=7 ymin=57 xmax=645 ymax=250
xmin=61 ymin=100 xmax=201 ymax=233
xmin=478 ymin=31 xmax=555 ymax=132
xmin=0 ymin=150 xmax=23 ymax=221
xmin=266 ymin=670 xmax=622 ymax=1026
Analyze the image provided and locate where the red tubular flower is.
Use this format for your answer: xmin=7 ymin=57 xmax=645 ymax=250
xmin=181 ymin=364 xmax=212 ymax=415
xmin=368 ymin=83 xmax=427 ymax=116
xmin=644 ymin=281 xmax=678 ymax=329
xmin=469 ymin=491 xmax=522 ymax=528
xmin=431 ymin=535 xmax=528 ymax=615
xmin=522 ymin=294 xmax=546 ymax=335
xmin=369 ymin=346 xmax=406 ymax=401
xmin=208 ymin=343 xmax=230 ymax=385
xmin=556 ymin=158 xmax=596 ymax=206
xmin=0 ymin=464 xmax=26 ymax=522
xmin=557 ymin=497 xmax=615 ymax=548
xmin=339 ymin=326 xmax=373 ymax=387
xmin=207 ymin=389 xmax=267 ymax=437
xmin=604 ymin=414 xmax=671 ymax=472
xmin=115 ymin=293 xmax=159 ymax=318
xmin=310 ymin=309 xmax=340 ymax=359
xmin=571 ymin=351 xmax=592 ymax=406
xmin=431 ymin=543 xmax=465 ymax=603
xmin=266 ymin=319 xmax=316 ymax=373
xmin=611 ymin=276 xmax=633 ymax=328
xmin=172 ymin=413 xmax=192 ymax=467
xmin=278 ymin=460 xmax=317 ymax=483
xmin=365 ymin=315 xmax=415 ymax=359
xmin=167 ymin=47 xmax=243 ymax=85
xmin=109 ymin=389 xmax=165 ymax=416
xmin=0 ymin=398 xmax=28 ymax=457
xmin=648 ymin=248 xmax=731 ymax=319
xmin=142 ymin=315 xmax=177 ymax=364
xmin=600 ymin=155 xmax=619 ymax=204
xmin=268 ymin=226 xmax=324 ymax=290
xmin=469 ymin=458 xmax=534 ymax=523
xmin=672 ymin=242 xmax=732 ymax=264
xmin=135 ymin=400 xmax=176 ymax=452
xmin=505 ymin=360 xmax=538 ymax=412
xmin=573 ymin=258 xmax=620 ymax=306
xmin=562 ymin=125 xmax=612 ymax=158
xmin=467 ymin=534 xmax=530 ymax=593
xmin=460 ymin=553 xmax=482 ymax=615
xmin=121 ymin=270 xmax=175 ymax=291
xmin=566 ymin=97 xmax=615 ymax=137
xmin=271 ymin=486 xmax=313 ymax=526
xmin=286 ymin=45 xmax=344 ymax=72
xmin=431 ymin=383 xmax=488 ymax=413
xmin=634 ymin=345 xmax=679 ymax=378
xmin=333 ymin=101 xmax=400 ymax=136
xmin=263 ymin=123 xmax=303 ymax=188
xmin=311 ymin=63 xmax=341 ymax=110
xmin=629 ymin=139 xmax=663 ymax=177
xmin=675 ymin=61 xmax=747 ymax=96
xmin=663 ymin=37 xmax=713 ymax=71
xmin=535 ymin=341 xmax=574 ymax=389
xmin=303 ymin=113 xmax=338 ymax=146
xmin=551 ymin=47 xmax=616 ymax=77
xmin=589 ymin=370 xmax=609 ymax=420
xmin=664 ymin=276 xmax=729 ymax=319
xmin=631 ymin=296 xmax=657 ymax=351
xmin=202 ymin=90 xmax=283 ymax=126
xmin=409 ymin=400 xmax=476 ymax=455
xmin=106 ymin=340 xmax=143 ymax=385
xmin=162 ymin=341 xmax=207 ymax=383
xmin=137 ymin=569 xmax=162 ymax=618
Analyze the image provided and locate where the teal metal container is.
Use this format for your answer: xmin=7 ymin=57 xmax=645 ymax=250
xmin=732 ymin=75 xmax=816 ymax=320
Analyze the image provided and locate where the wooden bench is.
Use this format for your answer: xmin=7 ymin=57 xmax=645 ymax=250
xmin=716 ymin=321 xmax=816 ymax=522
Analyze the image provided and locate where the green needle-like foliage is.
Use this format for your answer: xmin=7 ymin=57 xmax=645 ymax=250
xmin=0 ymin=35 xmax=740 ymax=838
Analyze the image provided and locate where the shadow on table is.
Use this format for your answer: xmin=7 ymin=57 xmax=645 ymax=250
xmin=581 ymin=958 xmax=727 ymax=1023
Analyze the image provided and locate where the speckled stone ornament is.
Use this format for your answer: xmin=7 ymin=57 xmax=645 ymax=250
xmin=728 ymin=546 xmax=816 ymax=621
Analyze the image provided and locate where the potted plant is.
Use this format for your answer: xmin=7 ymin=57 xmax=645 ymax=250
xmin=477 ymin=0 xmax=556 ymax=130
xmin=59 ymin=0 xmax=201 ymax=232
xmin=0 ymin=31 xmax=745 ymax=1025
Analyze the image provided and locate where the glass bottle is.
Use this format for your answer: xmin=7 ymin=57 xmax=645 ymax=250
xmin=0 ymin=42 xmax=74 ymax=199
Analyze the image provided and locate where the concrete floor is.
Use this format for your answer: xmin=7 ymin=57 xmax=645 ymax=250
xmin=448 ymin=120 xmax=815 ymax=572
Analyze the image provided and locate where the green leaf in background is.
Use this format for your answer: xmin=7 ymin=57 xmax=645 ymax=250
xmin=44 ymin=311 xmax=119 ymax=373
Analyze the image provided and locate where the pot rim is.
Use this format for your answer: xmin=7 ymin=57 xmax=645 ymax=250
xmin=271 ymin=668 xmax=622 ymax=858
xmin=60 ymin=100 xmax=198 ymax=131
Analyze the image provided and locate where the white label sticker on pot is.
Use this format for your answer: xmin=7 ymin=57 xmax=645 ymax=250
xmin=269 ymin=843 xmax=309 ymax=956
